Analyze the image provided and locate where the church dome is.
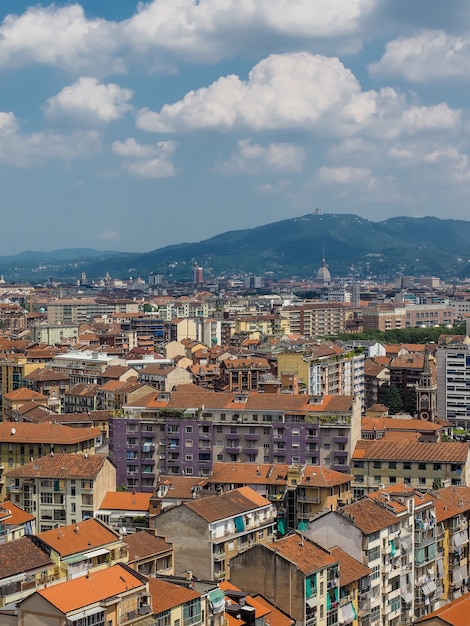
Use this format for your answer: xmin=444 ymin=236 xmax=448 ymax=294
xmin=316 ymin=259 xmax=331 ymax=284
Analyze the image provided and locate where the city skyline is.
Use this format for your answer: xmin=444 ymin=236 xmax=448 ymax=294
xmin=1 ymin=1 xmax=470 ymax=254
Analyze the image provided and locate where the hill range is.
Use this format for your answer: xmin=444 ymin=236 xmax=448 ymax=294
xmin=2 ymin=213 xmax=470 ymax=283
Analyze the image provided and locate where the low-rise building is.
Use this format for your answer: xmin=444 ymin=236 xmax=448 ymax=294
xmin=97 ymin=490 xmax=153 ymax=533
xmin=123 ymin=531 xmax=174 ymax=577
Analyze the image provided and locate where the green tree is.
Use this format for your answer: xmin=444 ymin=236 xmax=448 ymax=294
xmin=386 ymin=385 xmax=404 ymax=415
xmin=404 ymin=386 xmax=417 ymax=416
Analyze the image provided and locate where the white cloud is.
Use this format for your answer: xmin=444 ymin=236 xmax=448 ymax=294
xmin=0 ymin=112 xmax=18 ymax=134
xmin=370 ymin=30 xmax=470 ymax=81
xmin=45 ymin=77 xmax=133 ymax=124
xmin=0 ymin=4 xmax=121 ymax=74
xmin=136 ymin=52 xmax=379 ymax=133
xmin=256 ymin=179 xmax=292 ymax=194
xmin=213 ymin=139 xmax=305 ymax=174
xmin=112 ymin=138 xmax=177 ymax=178
xmin=0 ymin=1 xmax=377 ymax=75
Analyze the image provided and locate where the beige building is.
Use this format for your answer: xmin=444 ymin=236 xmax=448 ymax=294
xmin=47 ymin=298 xmax=139 ymax=324
xmin=7 ymin=453 xmax=115 ymax=531
xmin=280 ymin=302 xmax=352 ymax=337
xmin=351 ymin=440 xmax=470 ymax=498
xmin=358 ymin=305 xmax=406 ymax=331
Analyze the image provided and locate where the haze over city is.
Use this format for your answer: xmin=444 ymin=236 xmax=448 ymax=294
xmin=0 ymin=0 xmax=470 ymax=255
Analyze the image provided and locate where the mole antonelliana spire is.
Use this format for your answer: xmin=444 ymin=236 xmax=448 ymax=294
xmin=315 ymin=244 xmax=331 ymax=285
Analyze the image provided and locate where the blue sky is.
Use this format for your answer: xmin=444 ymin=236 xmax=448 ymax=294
xmin=0 ymin=0 xmax=469 ymax=254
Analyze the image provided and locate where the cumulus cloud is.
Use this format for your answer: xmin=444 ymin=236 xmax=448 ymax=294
xmin=316 ymin=165 xmax=377 ymax=187
xmin=136 ymin=51 xmax=461 ymax=143
xmin=0 ymin=4 xmax=121 ymax=74
xmin=213 ymin=139 xmax=305 ymax=175
xmin=0 ymin=1 xmax=377 ymax=75
xmin=45 ymin=77 xmax=133 ymax=124
xmin=370 ymin=30 xmax=470 ymax=81
xmin=112 ymin=138 xmax=177 ymax=178
xmin=137 ymin=52 xmax=380 ymax=133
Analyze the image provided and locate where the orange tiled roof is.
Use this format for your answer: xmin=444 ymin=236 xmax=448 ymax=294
xmin=267 ymin=532 xmax=337 ymax=574
xmin=0 ymin=422 xmax=100 ymax=444
xmin=38 ymin=563 xmax=144 ymax=613
xmin=185 ymin=486 xmax=270 ymax=523
xmin=2 ymin=500 xmax=35 ymax=526
xmin=149 ymin=577 xmax=199 ymax=614
xmin=100 ymin=491 xmax=152 ymax=512
xmin=7 ymin=452 xmax=108 ymax=479
xmin=38 ymin=518 xmax=120 ymax=557
xmin=416 ymin=591 xmax=470 ymax=625
xmin=329 ymin=545 xmax=371 ymax=586
xmin=353 ymin=439 xmax=469 ymax=462
xmin=340 ymin=499 xmax=399 ymax=534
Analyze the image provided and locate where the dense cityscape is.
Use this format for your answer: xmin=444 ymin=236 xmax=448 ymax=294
xmin=0 ymin=259 xmax=467 ymax=625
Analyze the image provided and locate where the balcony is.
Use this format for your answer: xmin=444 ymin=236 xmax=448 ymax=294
xmin=214 ymin=570 xmax=226 ymax=580
xmin=244 ymin=434 xmax=259 ymax=441
xmin=225 ymin=447 xmax=241 ymax=454
xmin=213 ymin=551 xmax=225 ymax=562
xmin=297 ymin=493 xmax=320 ymax=504
xmin=243 ymin=448 xmax=258 ymax=456
xmin=333 ymin=436 xmax=348 ymax=444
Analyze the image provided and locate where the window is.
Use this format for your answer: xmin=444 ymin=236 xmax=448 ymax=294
xmin=292 ymin=443 xmax=300 ymax=450
xmin=433 ymin=463 xmax=441 ymax=471
xmin=418 ymin=463 xmax=426 ymax=471
xmin=185 ymin=440 xmax=193 ymax=447
xmin=40 ymin=493 xmax=53 ymax=504
xmin=371 ymin=564 xmax=380 ymax=580
xmin=156 ymin=610 xmax=171 ymax=626
xmin=185 ymin=454 xmax=193 ymax=461
xmin=419 ymin=477 xmax=426 ymax=485
xmin=373 ymin=461 xmax=381 ymax=469
xmin=353 ymin=461 xmax=364 ymax=469
xmin=292 ymin=429 xmax=300 ymax=437
xmin=185 ymin=426 xmax=193 ymax=433
xmin=403 ymin=462 xmax=411 ymax=470
xmin=389 ymin=476 xmax=397 ymax=484
xmin=216 ymin=426 xmax=223 ymax=433
xmin=324 ymin=444 xmax=330 ymax=450
xmin=367 ymin=546 xmax=380 ymax=562
xmin=323 ymin=429 xmax=330 ymax=436
xmin=388 ymin=462 xmax=397 ymax=470
xmin=183 ymin=598 xmax=201 ymax=626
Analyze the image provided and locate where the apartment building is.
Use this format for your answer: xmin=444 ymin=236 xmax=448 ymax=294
xmin=218 ymin=357 xmax=271 ymax=391
xmin=48 ymin=350 xmax=125 ymax=385
xmin=137 ymin=364 xmax=192 ymax=392
xmin=351 ymin=440 xmax=470 ymax=498
xmin=280 ymin=302 xmax=352 ymax=337
xmin=47 ymin=298 xmax=139 ymax=324
xmin=6 ymin=453 xmax=115 ymax=531
xmin=230 ymin=532 xmax=340 ymax=626
xmin=277 ymin=343 xmax=365 ymax=406
xmin=436 ymin=341 xmax=470 ymax=428
xmin=110 ymin=386 xmax=361 ymax=491
xmin=154 ymin=486 xmax=277 ymax=581
xmin=29 ymin=322 xmax=79 ymax=345
xmin=207 ymin=462 xmax=352 ymax=533
xmin=35 ymin=518 xmax=127 ymax=581
xmin=97 ymin=490 xmax=153 ymax=533
xmin=359 ymin=305 xmax=406 ymax=332
xmin=405 ymin=303 xmax=454 ymax=328
xmin=307 ymin=486 xmax=439 ymax=623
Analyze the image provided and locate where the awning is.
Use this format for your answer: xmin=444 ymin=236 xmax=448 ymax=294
xmin=63 ymin=548 xmax=109 ymax=564
xmin=298 ymin=520 xmax=309 ymax=531
xmin=234 ymin=516 xmax=245 ymax=533
xmin=422 ymin=580 xmax=436 ymax=595
xmin=0 ymin=573 xmax=26 ymax=587
xmin=306 ymin=597 xmax=318 ymax=609
xmin=453 ymin=532 xmax=463 ymax=548
xmin=84 ymin=548 xmax=109 ymax=559
xmin=401 ymin=590 xmax=413 ymax=603
xmin=453 ymin=566 xmax=467 ymax=586
xmin=68 ymin=606 xmax=105 ymax=622
xmin=399 ymin=535 xmax=411 ymax=552
xmin=338 ymin=602 xmax=355 ymax=625
xmin=209 ymin=589 xmax=225 ymax=614
xmin=437 ymin=559 xmax=445 ymax=577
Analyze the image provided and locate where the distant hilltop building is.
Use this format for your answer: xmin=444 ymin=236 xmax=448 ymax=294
xmin=193 ymin=262 xmax=204 ymax=284
xmin=315 ymin=247 xmax=331 ymax=285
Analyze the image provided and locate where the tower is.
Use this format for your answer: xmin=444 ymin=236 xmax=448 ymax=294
xmin=416 ymin=344 xmax=437 ymax=421
xmin=315 ymin=245 xmax=331 ymax=285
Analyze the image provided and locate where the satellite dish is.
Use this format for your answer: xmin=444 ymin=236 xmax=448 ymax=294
xmin=10 ymin=428 xmax=16 ymax=435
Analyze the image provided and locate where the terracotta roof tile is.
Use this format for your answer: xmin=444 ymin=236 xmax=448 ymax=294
xmin=154 ymin=476 xmax=208 ymax=499
xmin=339 ymin=499 xmax=398 ymax=534
xmin=38 ymin=518 xmax=120 ymax=557
xmin=2 ymin=500 xmax=35 ymax=526
xmin=7 ymin=452 xmax=108 ymax=479
xmin=149 ymin=577 xmax=199 ymax=614
xmin=38 ymin=563 xmax=144 ymax=613
xmin=209 ymin=463 xmax=352 ymax=488
xmin=251 ymin=595 xmax=295 ymax=626
xmin=0 ymin=536 xmax=52 ymax=579
xmin=123 ymin=531 xmax=172 ymax=562
xmin=100 ymin=491 xmax=152 ymax=512
xmin=267 ymin=533 xmax=337 ymax=574
xmin=185 ymin=487 xmax=270 ymax=522
xmin=352 ymin=440 xmax=469 ymax=462
xmin=329 ymin=546 xmax=371 ymax=586
xmin=416 ymin=591 xmax=470 ymax=625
